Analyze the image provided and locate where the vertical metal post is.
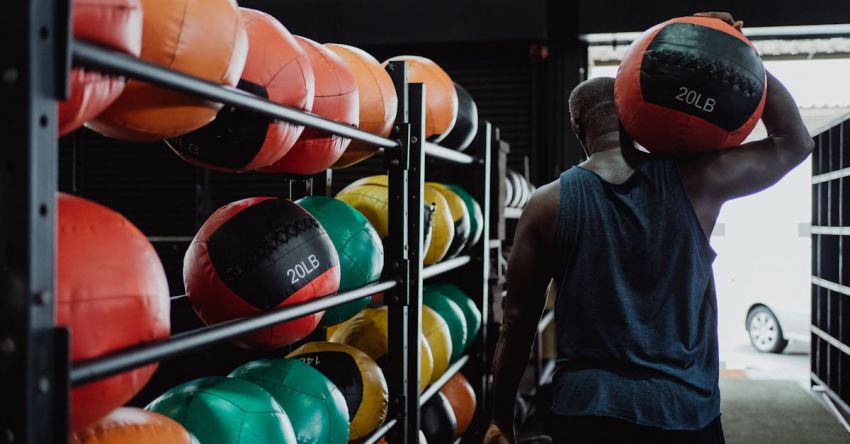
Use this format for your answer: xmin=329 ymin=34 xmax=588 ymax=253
xmin=461 ymin=121 xmax=493 ymax=443
xmin=0 ymin=0 xmax=68 ymax=442
xmin=384 ymin=61 xmax=417 ymax=444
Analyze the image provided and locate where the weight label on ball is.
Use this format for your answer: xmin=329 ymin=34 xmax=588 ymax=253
xmin=675 ymin=86 xmax=715 ymax=113
xmin=286 ymin=254 xmax=322 ymax=284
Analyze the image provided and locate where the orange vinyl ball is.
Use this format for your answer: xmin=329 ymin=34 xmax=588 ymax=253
xmin=325 ymin=44 xmax=398 ymax=168
xmin=58 ymin=0 xmax=143 ymax=136
xmin=87 ymin=0 xmax=249 ymax=141
xmin=382 ymin=55 xmax=457 ymax=142
xmin=69 ymin=408 xmax=197 ymax=444
xmin=439 ymin=371 xmax=477 ymax=436
xmin=260 ymin=36 xmax=359 ymax=175
xmin=57 ymin=193 xmax=170 ymax=430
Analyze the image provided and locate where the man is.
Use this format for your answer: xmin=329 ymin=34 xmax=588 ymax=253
xmin=484 ymin=12 xmax=813 ymax=444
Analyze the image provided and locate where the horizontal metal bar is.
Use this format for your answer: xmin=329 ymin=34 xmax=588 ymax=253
xmin=505 ymin=207 xmax=522 ymax=219
xmin=420 ymin=355 xmax=470 ymax=405
xmin=810 ymin=325 xmax=850 ymax=357
xmin=538 ymin=359 xmax=556 ymax=387
xmin=424 ymin=142 xmax=476 ymax=164
xmin=422 ymin=255 xmax=471 ymax=280
xmin=170 ymin=294 xmax=187 ymax=302
xmin=71 ymin=280 xmax=397 ymax=386
xmin=812 ymin=276 xmax=850 ymax=297
xmin=811 ymin=372 xmax=850 ymax=425
xmin=810 ymin=226 xmax=850 ymax=235
xmin=148 ymin=236 xmax=194 ymax=243
xmin=361 ymin=418 xmax=399 ymax=444
xmin=72 ymin=40 xmax=399 ymax=149
xmin=537 ymin=310 xmax=555 ymax=334
xmin=489 ymin=239 xmax=501 ymax=249
xmin=812 ymin=167 xmax=850 ymax=184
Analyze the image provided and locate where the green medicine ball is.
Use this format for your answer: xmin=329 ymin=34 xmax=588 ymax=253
xmin=426 ymin=283 xmax=482 ymax=353
xmin=230 ymin=358 xmax=350 ymax=444
xmin=446 ymin=185 xmax=484 ymax=250
xmin=296 ymin=196 xmax=384 ymax=326
xmin=146 ymin=376 xmax=297 ymax=444
xmin=423 ymin=288 xmax=468 ymax=363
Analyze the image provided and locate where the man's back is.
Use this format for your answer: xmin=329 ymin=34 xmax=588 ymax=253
xmin=551 ymin=159 xmax=719 ymax=429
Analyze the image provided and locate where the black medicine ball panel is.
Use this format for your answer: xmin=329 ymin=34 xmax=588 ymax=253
xmin=440 ymin=83 xmax=479 ymax=152
xmin=293 ymin=351 xmax=363 ymax=421
xmin=165 ymin=80 xmax=272 ymax=169
xmin=639 ymin=23 xmax=765 ymax=131
xmin=207 ymin=199 xmax=336 ymax=310
xmin=421 ymin=392 xmax=457 ymax=443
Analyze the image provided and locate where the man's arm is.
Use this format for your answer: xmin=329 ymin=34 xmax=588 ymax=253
xmin=681 ymin=70 xmax=815 ymax=208
xmin=488 ymin=184 xmax=558 ymax=442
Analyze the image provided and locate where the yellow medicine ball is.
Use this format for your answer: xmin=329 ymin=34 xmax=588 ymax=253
xmin=426 ymin=182 xmax=470 ymax=259
xmin=328 ymin=307 xmax=435 ymax=392
xmin=421 ymin=306 xmax=453 ymax=383
xmin=286 ymin=341 xmax=388 ymax=441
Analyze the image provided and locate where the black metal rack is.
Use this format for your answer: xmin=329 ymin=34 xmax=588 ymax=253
xmin=1 ymin=4 xmax=493 ymax=442
xmin=810 ymin=115 xmax=850 ymax=424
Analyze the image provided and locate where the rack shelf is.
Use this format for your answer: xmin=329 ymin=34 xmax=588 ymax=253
xmin=505 ymin=207 xmax=522 ymax=219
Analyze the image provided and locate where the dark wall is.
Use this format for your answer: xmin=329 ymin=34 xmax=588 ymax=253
xmin=240 ymin=0 xmax=547 ymax=45
xmin=579 ymin=0 xmax=850 ymax=34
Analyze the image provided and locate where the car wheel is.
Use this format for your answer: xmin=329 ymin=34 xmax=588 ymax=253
xmin=747 ymin=306 xmax=788 ymax=353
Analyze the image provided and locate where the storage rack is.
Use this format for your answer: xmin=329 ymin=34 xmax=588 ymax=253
xmin=0 ymin=2 xmax=493 ymax=442
xmin=810 ymin=114 xmax=850 ymax=425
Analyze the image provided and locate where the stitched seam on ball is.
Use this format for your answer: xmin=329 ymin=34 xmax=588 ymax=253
xmin=265 ymin=56 xmax=305 ymax=91
xmin=218 ymin=10 xmax=244 ymax=84
xmin=220 ymin=217 xmax=320 ymax=282
xmin=643 ymin=48 xmax=759 ymax=96
xmin=166 ymin=0 xmax=190 ymax=69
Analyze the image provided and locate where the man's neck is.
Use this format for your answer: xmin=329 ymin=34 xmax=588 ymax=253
xmin=580 ymin=131 xmax=650 ymax=183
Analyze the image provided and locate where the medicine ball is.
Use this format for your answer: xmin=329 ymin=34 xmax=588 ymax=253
xmin=335 ymin=175 xmax=437 ymax=260
xmin=425 ymin=284 xmax=481 ymax=354
xmin=296 ymin=196 xmax=383 ymax=326
xmin=59 ymin=0 xmax=142 ymax=136
xmin=70 ymin=408 xmax=197 ymax=444
xmin=325 ymin=44 xmax=398 ymax=168
xmin=261 ymin=36 xmax=359 ymax=175
xmin=504 ymin=177 xmax=514 ymax=207
xmin=422 ymin=306 xmax=453 ymax=382
xmin=287 ymin=342 xmax=389 ymax=441
xmin=420 ymin=392 xmax=457 ymax=443
xmin=184 ymin=197 xmax=340 ymax=349
xmin=439 ymin=372 xmax=477 ymax=437
xmin=328 ymin=307 xmax=434 ymax=392
xmin=165 ymin=8 xmax=315 ymax=172
xmin=446 ymin=185 xmax=484 ymax=250
xmin=428 ymin=182 xmax=470 ymax=259
xmin=88 ymin=0 xmax=249 ymax=141
xmin=615 ymin=16 xmax=766 ymax=154
xmin=230 ymin=359 xmax=349 ymax=444
xmin=440 ymin=83 xmax=478 ymax=152
xmin=382 ymin=56 xmax=457 ymax=142
xmin=507 ymin=170 xmax=524 ymax=208
xmin=146 ymin=376 xmax=296 ymax=444
xmin=57 ymin=193 xmax=170 ymax=430
xmin=423 ymin=289 xmax=468 ymax=363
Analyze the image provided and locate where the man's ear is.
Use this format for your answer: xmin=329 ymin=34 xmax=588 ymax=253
xmin=571 ymin=116 xmax=587 ymax=148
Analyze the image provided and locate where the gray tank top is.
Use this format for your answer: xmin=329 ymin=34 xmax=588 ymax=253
xmin=551 ymin=158 xmax=720 ymax=430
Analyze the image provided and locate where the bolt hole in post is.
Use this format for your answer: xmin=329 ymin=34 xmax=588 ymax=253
xmin=39 ymin=115 xmax=48 ymax=127
xmin=39 ymin=204 xmax=48 ymax=217
xmin=39 ymin=26 xmax=49 ymax=39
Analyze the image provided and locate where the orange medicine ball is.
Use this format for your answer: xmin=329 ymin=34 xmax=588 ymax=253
xmin=164 ymin=8 xmax=315 ymax=172
xmin=87 ymin=0 xmax=249 ymax=141
xmin=58 ymin=0 xmax=143 ymax=136
xmin=57 ymin=193 xmax=170 ymax=430
xmin=382 ymin=55 xmax=457 ymax=142
xmin=325 ymin=44 xmax=398 ymax=168
xmin=439 ymin=372 xmax=477 ymax=436
xmin=70 ymin=408 xmax=196 ymax=444
xmin=260 ymin=36 xmax=359 ymax=175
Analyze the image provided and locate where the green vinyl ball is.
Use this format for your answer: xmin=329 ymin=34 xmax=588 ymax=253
xmin=423 ymin=289 xmax=468 ymax=363
xmin=145 ymin=376 xmax=296 ymax=444
xmin=446 ymin=185 xmax=484 ymax=250
xmin=296 ymin=196 xmax=384 ymax=326
xmin=426 ymin=283 xmax=481 ymax=353
xmin=229 ymin=358 xmax=350 ymax=444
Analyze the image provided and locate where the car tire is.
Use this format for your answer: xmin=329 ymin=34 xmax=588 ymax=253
xmin=747 ymin=305 xmax=788 ymax=354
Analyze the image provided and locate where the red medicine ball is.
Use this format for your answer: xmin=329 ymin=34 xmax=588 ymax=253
xmin=57 ymin=193 xmax=170 ymax=430
xmin=165 ymin=8 xmax=315 ymax=172
xmin=184 ymin=197 xmax=340 ymax=349
xmin=615 ymin=16 xmax=766 ymax=155
xmin=58 ymin=0 xmax=143 ymax=136
xmin=260 ymin=36 xmax=359 ymax=175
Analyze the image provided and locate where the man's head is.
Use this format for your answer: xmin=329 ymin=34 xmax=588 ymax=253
xmin=569 ymin=77 xmax=618 ymax=154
